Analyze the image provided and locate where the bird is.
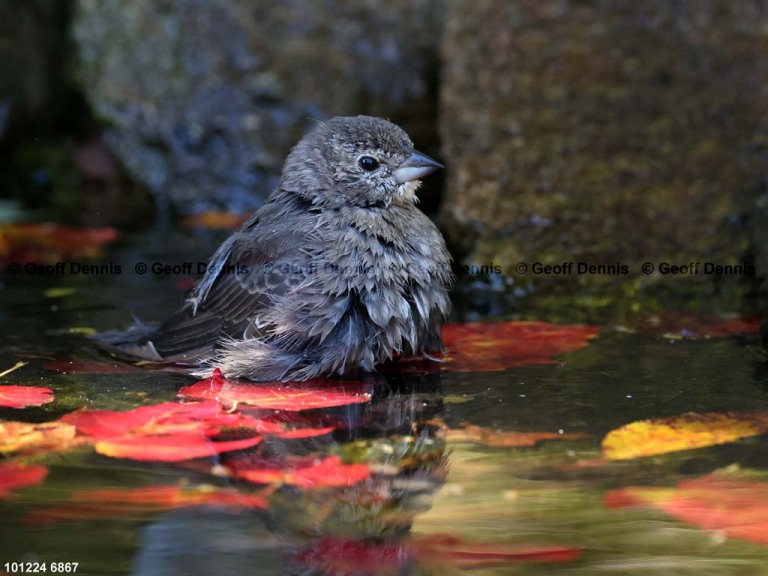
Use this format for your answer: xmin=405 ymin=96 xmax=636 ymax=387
xmin=101 ymin=115 xmax=453 ymax=381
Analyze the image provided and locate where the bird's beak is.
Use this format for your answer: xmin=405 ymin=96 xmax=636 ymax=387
xmin=393 ymin=150 xmax=444 ymax=184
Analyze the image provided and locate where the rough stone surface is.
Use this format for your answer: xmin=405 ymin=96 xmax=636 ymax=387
xmin=73 ymin=0 xmax=441 ymax=214
xmin=440 ymin=1 xmax=768 ymax=300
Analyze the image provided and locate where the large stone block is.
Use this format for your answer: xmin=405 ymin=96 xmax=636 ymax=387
xmin=440 ymin=0 xmax=768 ymax=309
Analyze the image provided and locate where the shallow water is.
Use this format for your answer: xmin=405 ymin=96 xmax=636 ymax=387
xmin=2 ymin=227 xmax=768 ymax=576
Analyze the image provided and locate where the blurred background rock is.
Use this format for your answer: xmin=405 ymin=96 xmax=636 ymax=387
xmin=73 ymin=0 xmax=442 ymax=215
xmin=2 ymin=0 xmax=768 ymax=323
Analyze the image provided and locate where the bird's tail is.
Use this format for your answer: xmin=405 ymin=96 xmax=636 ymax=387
xmin=93 ymin=307 xmax=223 ymax=365
xmin=92 ymin=319 xmax=166 ymax=362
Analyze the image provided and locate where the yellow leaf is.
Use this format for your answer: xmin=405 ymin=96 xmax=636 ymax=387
xmin=603 ymin=412 xmax=768 ymax=460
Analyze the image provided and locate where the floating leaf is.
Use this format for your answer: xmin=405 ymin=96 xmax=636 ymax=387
xmin=0 ymin=421 xmax=80 ymax=455
xmin=602 ymin=412 xmax=768 ymax=460
xmin=606 ymin=474 xmax=768 ymax=545
xmin=28 ymin=484 xmax=267 ymax=524
xmin=634 ymin=311 xmax=760 ymax=339
xmin=0 ymin=463 xmax=48 ymax=498
xmin=0 ymin=385 xmax=54 ymax=408
xmin=228 ymin=454 xmax=370 ymax=488
xmin=449 ymin=423 xmax=587 ymax=448
xmin=94 ymin=432 xmax=263 ymax=462
xmin=0 ymin=222 xmax=117 ymax=264
xmin=62 ymin=400 xmax=269 ymax=462
xmin=442 ymin=321 xmax=599 ymax=372
xmin=294 ymin=534 xmax=582 ymax=573
xmin=60 ymin=400 xmax=263 ymax=439
xmin=178 ymin=368 xmax=372 ymax=411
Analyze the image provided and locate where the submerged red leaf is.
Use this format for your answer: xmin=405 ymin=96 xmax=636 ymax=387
xmin=0 ymin=463 xmax=48 ymax=498
xmin=182 ymin=211 xmax=249 ymax=230
xmin=441 ymin=321 xmax=599 ymax=372
xmin=178 ymin=369 xmax=372 ymax=411
xmin=449 ymin=423 xmax=587 ymax=447
xmin=228 ymin=454 xmax=370 ymax=488
xmin=0 ymin=385 xmax=54 ymax=408
xmin=0 ymin=222 xmax=118 ymax=264
xmin=606 ymin=474 xmax=768 ymax=545
xmin=295 ymin=535 xmax=582 ymax=573
xmin=634 ymin=311 xmax=760 ymax=339
xmin=413 ymin=534 xmax=582 ymax=567
xmin=295 ymin=538 xmax=408 ymax=572
xmin=28 ymin=484 xmax=267 ymax=524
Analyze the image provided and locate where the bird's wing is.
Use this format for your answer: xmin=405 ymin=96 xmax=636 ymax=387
xmin=149 ymin=212 xmax=314 ymax=358
xmin=194 ymin=224 xmax=311 ymax=323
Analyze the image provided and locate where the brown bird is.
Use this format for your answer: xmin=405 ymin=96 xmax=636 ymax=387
xmin=102 ymin=116 xmax=452 ymax=381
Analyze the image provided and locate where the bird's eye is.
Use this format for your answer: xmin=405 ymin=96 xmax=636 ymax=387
xmin=358 ymin=156 xmax=379 ymax=171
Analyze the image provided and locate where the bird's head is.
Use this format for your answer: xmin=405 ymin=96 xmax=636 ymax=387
xmin=280 ymin=115 xmax=442 ymax=209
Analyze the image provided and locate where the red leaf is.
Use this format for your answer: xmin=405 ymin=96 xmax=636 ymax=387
xmin=602 ymin=412 xmax=768 ymax=461
xmin=295 ymin=535 xmax=582 ymax=573
xmin=0 ymin=222 xmax=117 ymax=264
xmin=606 ymin=474 xmax=768 ymax=545
xmin=228 ymin=454 xmax=370 ymax=488
xmin=94 ymin=432 xmax=263 ymax=462
xmin=61 ymin=400 xmax=270 ymax=462
xmin=0 ymin=385 xmax=54 ymax=408
xmin=61 ymin=400 xmax=272 ymax=439
xmin=62 ymin=401 xmax=220 ymax=438
xmin=0 ymin=463 xmax=48 ymax=498
xmin=178 ymin=369 xmax=372 ymax=411
xmin=28 ymin=485 xmax=267 ymax=524
xmin=442 ymin=321 xmax=599 ymax=372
